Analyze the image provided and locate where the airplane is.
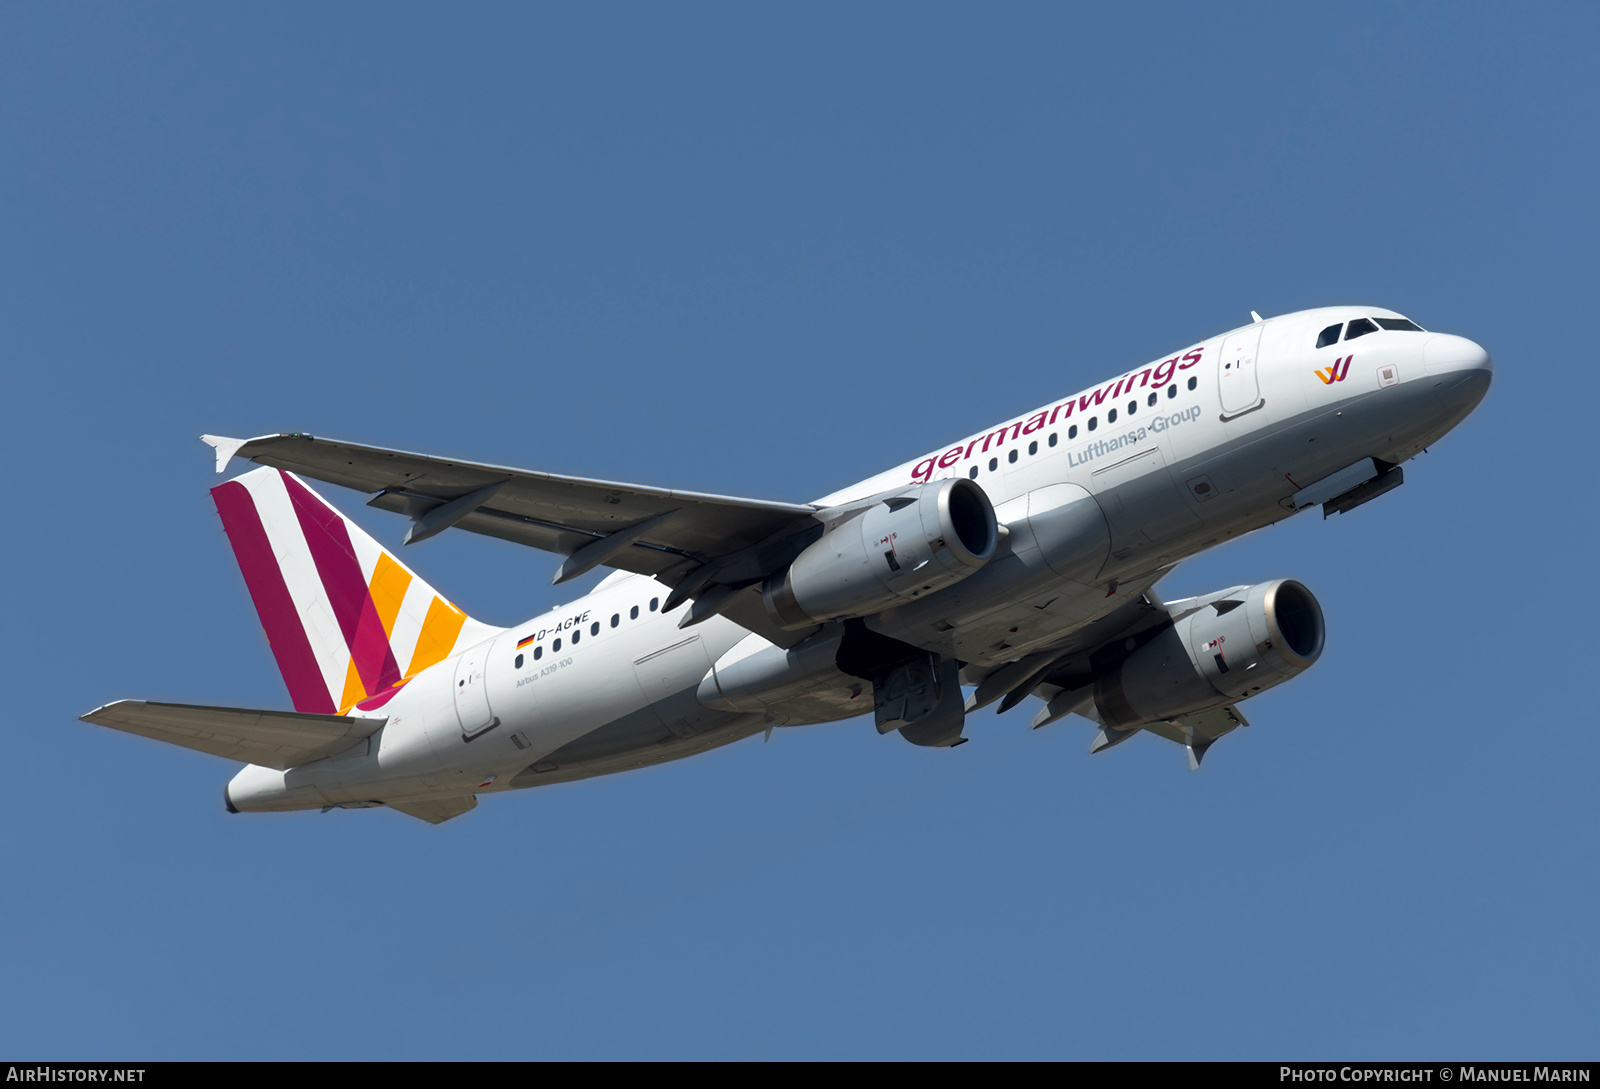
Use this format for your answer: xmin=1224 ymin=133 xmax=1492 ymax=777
xmin=81 ymin=306 xmax=1492 ymax=823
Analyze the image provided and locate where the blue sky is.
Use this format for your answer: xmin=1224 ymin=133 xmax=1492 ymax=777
xmin=4 ymin=3 xmax=1595 ymax=1059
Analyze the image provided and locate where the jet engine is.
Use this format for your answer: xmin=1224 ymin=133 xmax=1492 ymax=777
xmin=1093 ymin=579 xmax=1325 ymax=730
xmin=763 ymin=478 xmax=999 ymax=629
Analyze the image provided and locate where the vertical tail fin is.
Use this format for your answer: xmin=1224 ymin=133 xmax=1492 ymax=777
xmin=211 ymin=467 xmax=501 ymax=714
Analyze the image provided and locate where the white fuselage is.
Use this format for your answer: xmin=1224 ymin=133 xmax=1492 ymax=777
xmin=226 ymin=306 xmax=1492 ymax=812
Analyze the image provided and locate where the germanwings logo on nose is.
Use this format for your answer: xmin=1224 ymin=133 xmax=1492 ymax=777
xmin=1315 ymin=355 xmax=1353 ymax=384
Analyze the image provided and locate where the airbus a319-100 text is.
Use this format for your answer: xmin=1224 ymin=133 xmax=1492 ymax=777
xmin=82 ymin=307 xmax=1491 ymax=823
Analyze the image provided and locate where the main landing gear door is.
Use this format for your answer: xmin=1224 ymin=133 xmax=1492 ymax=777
xmin=453 ymin=640 xmax=498 ymax=739
xmin=874 ymin=655 xmax=966 ymax=747
xmin=1218 ymin=325 xmax=1265 ymax=418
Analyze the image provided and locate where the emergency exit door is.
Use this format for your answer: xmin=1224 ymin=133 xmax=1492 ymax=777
xmin=453 ymin=640 xmax=498 ymax=738
xmin=1217 ymin=326 xmax=1264 ymax=417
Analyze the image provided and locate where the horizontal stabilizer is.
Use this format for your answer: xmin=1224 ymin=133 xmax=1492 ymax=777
xmin=388 ymin=796 xmax=477 ymax=824
xmin=80 ymin=700 xmax=386 ymax=771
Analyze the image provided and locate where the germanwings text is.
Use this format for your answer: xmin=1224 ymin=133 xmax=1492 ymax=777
xmin=911 ymin=347 xmax=1204 ymax=482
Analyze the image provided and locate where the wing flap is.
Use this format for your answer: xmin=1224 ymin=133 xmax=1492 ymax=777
xmin=80 ymin=700 xmax=386 ymax=771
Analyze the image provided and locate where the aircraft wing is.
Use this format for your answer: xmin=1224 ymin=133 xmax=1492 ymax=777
xmin=956 ymin=577 xmax=1254 ymax=757
xmin=960 ymin=579 xmax=1175 ymax=713
xmin=977 ymin=584 xmax=1257 ymax=767
xmin=204 ymin=433 xmax=828 ymax=646
xmin=81 ymin=700 xmax=386 ymax=770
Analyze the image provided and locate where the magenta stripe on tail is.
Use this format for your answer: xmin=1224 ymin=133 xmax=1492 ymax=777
xmin=211 ymin=480 xmax=337 ymax=714
xmin=282 ymin=474 xmax=403 ymax=695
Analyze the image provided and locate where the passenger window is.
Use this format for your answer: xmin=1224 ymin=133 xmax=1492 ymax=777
xmin=968 ymin=466 xmax=978 ymax=479
xmin=1107 ymin=409 xmax=1117 ymax=423
xmin=572 ymin=630 xmax=580 ymax=645
xmin=988 ymin=457 xmax=997 ymax=471
xmin=591 ymin=621 xmax=599 ymax=636
xmin=1048 ymin=433 xmax=1057 ymax=447
xmin=1147 ymin=392 xmax=1157 ymax=407
xmin=1068 ymin=425 xmax=1078 ymax=439
xmin=611 ymin=614 xmax=619 ymax=628
xmin=1008 ymin=449 xmax=1018 ymax=463
xmin=1316 ymin=323 xmax=1343 ymax=349
xmin=1127 ymin=400 xmax=1136 ymax=414
xmin=1168 ymin=384 xmax=1177 ymax=398
xmin=630 ymin=605 xmax=639 ymax=620
xmin=1028 ymin=441 xmax=1037 ymax=455
xmin=650 ymin=597 xmax=659 ymax=612
xmin=534 ymin=646 xmax=543 ymax=660
xmin=1345 ymin=317 xmax=1378 ymax=340
xmin=515 ymin=654 xmax=524 ymax=669
xmin=1088 ymin=417 xmax=1098 ymax=431
xmin=1187 ymin=376 xmax=1197 ymax=390
xmin=553 ymin=638 xmax=561 ymax=652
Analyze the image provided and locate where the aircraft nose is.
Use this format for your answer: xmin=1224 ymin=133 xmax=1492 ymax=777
xmin=1423 ymin=333 xmax=1492 ymax=410
xmin=1424 ymin=333 xmax=1492 ymax=377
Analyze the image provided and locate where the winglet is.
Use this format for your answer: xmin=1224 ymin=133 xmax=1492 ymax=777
xmin=200 ymin=434 xmax=250 ymax=474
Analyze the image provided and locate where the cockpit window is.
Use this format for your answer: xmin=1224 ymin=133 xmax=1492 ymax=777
xmin=1316 ymin=324 xmax=1342 ymax=349
xmin=1375 ymin=317 xmax=1424 ymax=332
xmin=1344 ymin=317 xmax=1379 ymax=341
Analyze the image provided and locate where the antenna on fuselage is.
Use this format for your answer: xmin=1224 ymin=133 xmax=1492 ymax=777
xmin=1250 ymin=311 xmax=1265 ymax=323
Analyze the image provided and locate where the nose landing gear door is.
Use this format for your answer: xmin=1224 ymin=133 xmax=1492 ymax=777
xmin=453 ymin=640 xmax=499 ymax=740
xmin=1218 ymin=325 xmax=1265 ymax=419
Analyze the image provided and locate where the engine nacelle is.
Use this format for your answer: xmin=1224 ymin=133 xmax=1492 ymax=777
xmin=1094 ymin=579 xmax=1325 ymax=729
xmin=763 ymin=478 xmax=999 ymax=630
